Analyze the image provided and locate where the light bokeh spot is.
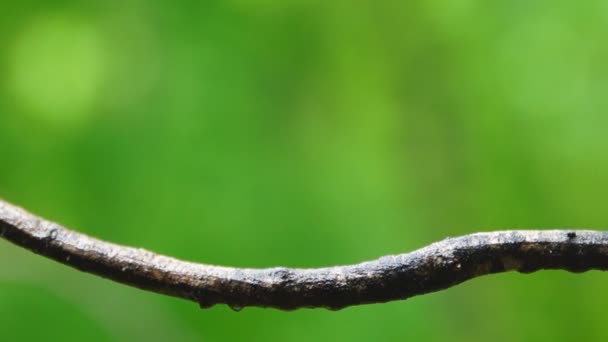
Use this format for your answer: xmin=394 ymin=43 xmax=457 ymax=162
xmin=10 ymin=14 xmax=105 ymax=125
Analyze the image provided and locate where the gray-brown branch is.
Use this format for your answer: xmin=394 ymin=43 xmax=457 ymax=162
xmin=1 ymin=199 xmax=607 ymax=311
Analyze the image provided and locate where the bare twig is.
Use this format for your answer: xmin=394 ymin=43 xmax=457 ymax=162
xmin=0 ymin=199 xmax=606 ymax=311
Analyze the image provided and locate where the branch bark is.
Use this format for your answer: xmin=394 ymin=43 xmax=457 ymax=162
xmin=1 ymin=199 xmax=606 ymax=311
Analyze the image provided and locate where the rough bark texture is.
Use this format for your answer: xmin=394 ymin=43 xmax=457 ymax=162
xmin=1 ymin=199 xmax=607 ymax=311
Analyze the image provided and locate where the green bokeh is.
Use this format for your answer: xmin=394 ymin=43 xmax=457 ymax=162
xmin=2 ymin=1 xmax=608 ymax=340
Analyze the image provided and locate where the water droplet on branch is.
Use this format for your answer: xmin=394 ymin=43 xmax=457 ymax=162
xmin=229 ymin=304 xmax=243 ymax=312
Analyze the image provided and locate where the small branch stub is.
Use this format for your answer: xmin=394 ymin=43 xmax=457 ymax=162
xmin=1 ymin=198 xmax=607 ymax=311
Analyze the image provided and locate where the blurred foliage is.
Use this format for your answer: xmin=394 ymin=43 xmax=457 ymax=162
xmin=1 ymin=0 xmax=608 ymax=341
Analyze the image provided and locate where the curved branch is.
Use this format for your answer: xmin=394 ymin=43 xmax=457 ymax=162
xmin=1 ymin=199 xmax=607 ymax=311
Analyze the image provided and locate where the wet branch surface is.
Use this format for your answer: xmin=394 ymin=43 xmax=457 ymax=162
xmin=1 ymin=199 xmax=607 ymax=311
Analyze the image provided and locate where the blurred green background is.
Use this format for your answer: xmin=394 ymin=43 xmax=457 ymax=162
xmin=1 ymin=0 xmax=608 ymax=340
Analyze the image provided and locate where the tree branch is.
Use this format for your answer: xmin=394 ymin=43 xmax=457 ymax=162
xmin=1 ymin=199 xmax=606 ymax=311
